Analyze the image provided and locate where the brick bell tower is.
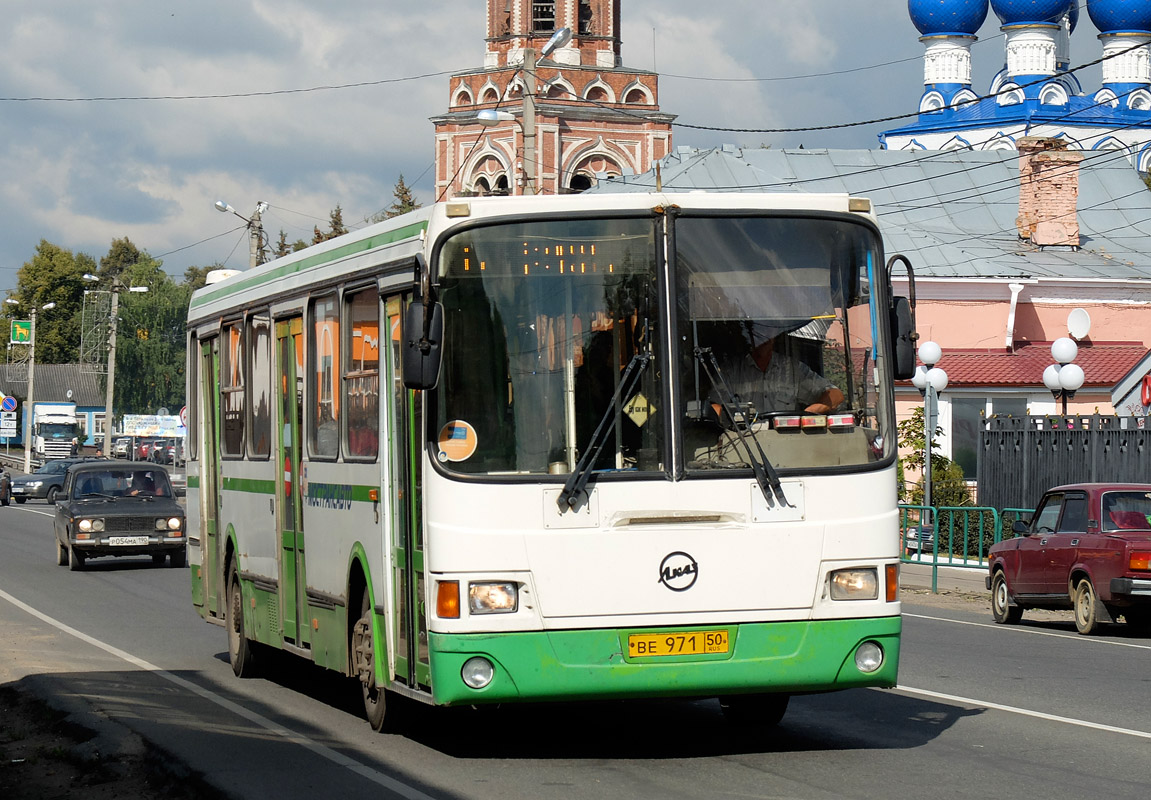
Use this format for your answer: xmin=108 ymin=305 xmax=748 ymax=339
xmin=432 ymin=1 xmax=674 ymax=198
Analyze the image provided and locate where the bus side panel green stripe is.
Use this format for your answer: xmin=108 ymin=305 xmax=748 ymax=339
xmin=190 ymin=220 xmax=428 ymax=309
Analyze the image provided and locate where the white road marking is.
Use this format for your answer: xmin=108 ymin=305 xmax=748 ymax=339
xmin=893 ymin=685 xmax=1151 ymax=740
xmin=904 ymin=611 xmax=1151 ymax=650
xmin=0 ymin=588 xmax=438 ymax=800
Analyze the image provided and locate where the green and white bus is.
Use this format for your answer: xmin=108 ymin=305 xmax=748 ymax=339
xmin=185 ymin=191 xmax=916 ymax=729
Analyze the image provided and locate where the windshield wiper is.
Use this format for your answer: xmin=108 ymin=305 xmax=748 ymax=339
xmin=557 ymin=351 xmax=652 ymax=512
xmin=695 ymin=347 xmax=791 ymax=508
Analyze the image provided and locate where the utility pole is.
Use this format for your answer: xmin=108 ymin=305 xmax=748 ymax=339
xmin=102 ymin=287 xmax=119 ymax=458
xmin=24 ymin=308 xmax=36 ymax=473
xmin=248 ymin=202 xmax=268 ymax=268
xmin=523 ymin=47 xmax=539 ymax=195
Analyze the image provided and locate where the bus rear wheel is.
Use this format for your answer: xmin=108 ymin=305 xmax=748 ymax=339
xmin=354 ymin=586 xmax=391 ymax=732
xmin=228 ymin=566 xmax=259 ymax=677
xmin=719 ymin=693 xmax=789 ymax=727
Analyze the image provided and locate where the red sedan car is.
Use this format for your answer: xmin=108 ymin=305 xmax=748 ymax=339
xmin=988 ymin=483 xmax=1151 ymax=635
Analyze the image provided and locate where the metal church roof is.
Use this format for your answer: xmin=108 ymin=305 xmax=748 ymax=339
xmin=594 ymin=146 xmax=1151 ymax=281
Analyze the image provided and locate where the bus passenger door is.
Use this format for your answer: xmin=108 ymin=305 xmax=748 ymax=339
xmin=199 ymin=338 xmax=222 ymax=616
xmin=386 ymin=295 xmax=430 ymax=689
xmin=276 ymin=317 xmax=308 ymax=649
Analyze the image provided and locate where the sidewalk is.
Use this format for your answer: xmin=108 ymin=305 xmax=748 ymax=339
xmin=901 ymin=560 xmax=988 ymax=595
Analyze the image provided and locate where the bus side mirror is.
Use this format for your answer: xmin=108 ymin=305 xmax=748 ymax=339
xmin=402 ymin=300 xmax=444 ymax=390
xmin=889 ymin=296 xmax=916 ymax=380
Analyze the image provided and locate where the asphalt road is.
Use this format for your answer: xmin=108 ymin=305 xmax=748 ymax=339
xmin=2 ymin=501 xmax=1149 ymax=800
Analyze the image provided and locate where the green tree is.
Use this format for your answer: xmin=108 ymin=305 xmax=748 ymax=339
xmin=2 ymin=240 xmax=95 ymax=363
xmin=312 ymin=205 xmax=349 ymax=245
xmin=385 ymin=174 xmax=420 ymax=219
xmin=897 ymin=406 xmax=971 ymax=508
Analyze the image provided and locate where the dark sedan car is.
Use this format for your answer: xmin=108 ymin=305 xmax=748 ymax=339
xmin=53 ymin=463 xmax=186 ymax=570
xmin=987 ymin=483 xmax=1151 ymax=635
xmin=0 ymin=464 xmax=10 ymax=506
xmin=10 ymin=457 xmax=111 ymax=504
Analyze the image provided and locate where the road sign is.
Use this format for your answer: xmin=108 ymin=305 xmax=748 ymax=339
xmin=179 ymin=405 xmax=188 ymax=428
xmin=10 ymin=320 xmax=31 ymax=344
xmin=0 ymin=395 xmax=15 ymax=412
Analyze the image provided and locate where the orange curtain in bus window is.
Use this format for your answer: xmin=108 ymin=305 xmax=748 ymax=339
xmin=311 ymin=301 xmax=340 ymax=457
xmin=221 ymin=324 xmax=245 ymax=455
xmin=347 ymin=298 xmax=379 ymax=459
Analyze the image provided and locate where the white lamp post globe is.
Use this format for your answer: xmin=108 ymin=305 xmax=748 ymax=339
xmin=911 ymin=365 xmax=929 ymax=391
xmin=925 ymin=367 xmax=949 ymax=393
xmin=918 ymin=341 xmax=942 ymax=367
xmin=1051 ymin=337 xmax=1078 ymax=365
xmin=1059 ymin=363 xmax=1085 ymax=392
xmin=1043 ymin=364 xmax=1063 ymax=392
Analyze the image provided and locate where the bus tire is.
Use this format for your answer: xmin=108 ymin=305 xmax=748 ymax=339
xmin=719 ymin=693 xmax=789 ymax=728
xmin=354 ymin=586 xmax=391 ymax=732
xmin=228 ymin=566 xmax=259 ymax=677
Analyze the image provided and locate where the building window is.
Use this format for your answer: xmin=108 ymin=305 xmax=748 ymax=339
xmin=532 ymin=2 xmax=555 ymax=32
xmin=953 ymin=396 xmax=1027 ymax=478
xmin=579 ymin=0 xmax=594 ymax=34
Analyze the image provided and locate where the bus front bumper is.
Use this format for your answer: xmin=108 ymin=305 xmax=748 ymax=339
xmin=426 ymin=616 xmax=901 ymax=706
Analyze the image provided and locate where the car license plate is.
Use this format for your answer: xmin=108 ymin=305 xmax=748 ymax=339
xmin=108 ymin=536 xmax=149 ymax=546
xmin=627 ymin=630 xmax=730 ymax=658
xmin=12 ymin=487 xmax=23 ymax=494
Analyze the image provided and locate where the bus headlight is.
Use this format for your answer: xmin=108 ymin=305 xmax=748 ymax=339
xmin=855 ymin=641 xmax=884 ymax=673
xmin=469 ymin=582 xmax=518 ymax=614
xmin=461 ymin=657 xmax=494 ymax=689
xmin=78 ymin=518 xmax=105 ymax=533
xmin=830 ymin=568 xmax=878 ymax=600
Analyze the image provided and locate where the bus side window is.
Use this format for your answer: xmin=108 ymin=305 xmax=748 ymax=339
xmin=221 ymin=322 xmax=246 ymax=457
xmin=309 ymin=294 xmax=340 ymax=459
xmin=344 ymin=288 xmax=380 ymax=460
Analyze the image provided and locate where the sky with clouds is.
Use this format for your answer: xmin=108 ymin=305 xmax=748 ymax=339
xmin=0 ymin=1 xmax=1107 ymax=293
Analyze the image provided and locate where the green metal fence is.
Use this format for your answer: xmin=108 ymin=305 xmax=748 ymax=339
xmin=898 ymin=504 xmax=1035 ymax=593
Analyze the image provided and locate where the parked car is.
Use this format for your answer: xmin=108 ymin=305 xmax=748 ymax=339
xmin=0 ymin=464 xmax=10 ymax=506
xmin=904 ymin=524 xmax=935 ymax=557
xmin=113 ymin=437 xmax=132 ymax=458
xmin=9 ymin=457 xmax=112 ymax=504
xmin=987 ymin=483 xmax=1151 ymax=634
xmin=149 ymin=438 xmax=176 ymax=464
xmin=53 ymin=462 xmax=186 ymax=570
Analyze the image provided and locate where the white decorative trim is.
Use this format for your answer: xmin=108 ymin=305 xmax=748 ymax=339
xmin=452 ymin=82 xmax=474 ymax=107
xmin=922 ymin=36 xmax=974 ymax=86
xmin=1101 ymin=34 xmax=1151 ymax=86
xmin=983 ymin=133 xmax=1017 ymax=151
xmin=478 ymin=78 xmax=502 ymax=104
xmin=1039 ymin=82 xmax=1068 ymax=106
xmin=1005 ymin=28 xmax=1057 ymax=78
xmin=920 ymin=91 xmax=946 ymax=113
xmin=940 ymin=134 xmax=973 ymax=151
xmin=996 ymin=84 xmax=1024 ymax=107
xmin=582 ymin=76 xmax=616 ymax=103
xmin=621 ymin=79 xmax=655 ymax=105
xmin=952 ymin=89 xmax=978 ymax=109
xmin=543 ymin=75 xmax=577 ymax=100
xmin=1129 ymin=89 xmax=1151 ymax=111
xmin=1093 ymin=88 xmax=1120 ymax=108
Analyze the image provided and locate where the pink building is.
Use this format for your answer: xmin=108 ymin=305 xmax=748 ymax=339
xmin=431 ymin=1 xmax=674 ymax=198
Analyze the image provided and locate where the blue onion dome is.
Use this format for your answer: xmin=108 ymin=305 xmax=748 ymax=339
xmin=909 ymin=0 xmax=991 ymax=35
xmin=991 ymin=0 xmax=1073 ymax=26
xmin=1068 ymin=1 xmax=1080 ymax=30
xmin=1087 ymin=0 xmax=1151 ymax=34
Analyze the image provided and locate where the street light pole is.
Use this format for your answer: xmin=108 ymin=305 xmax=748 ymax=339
xmin=911 ymin=341 xmax=948 ymax=525
xmin=83 ymin=275 xmax=148 ymax=457
xmin=214 ymin=201 xmax=268 ymax=267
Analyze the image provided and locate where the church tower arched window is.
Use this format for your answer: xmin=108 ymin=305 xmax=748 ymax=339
xmin=579 ymin=1 xmax=594 ymax=34
xmin=532 ymin=2 xmax=555 ymax=32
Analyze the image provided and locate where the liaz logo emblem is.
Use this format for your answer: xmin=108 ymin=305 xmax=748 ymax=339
xmin=658 ymin=551 xmax=699 ymax=592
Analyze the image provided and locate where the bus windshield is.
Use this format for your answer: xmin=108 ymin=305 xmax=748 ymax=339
xmin=676 ymin=214 xmax=893 ymax=471
xmin=433 ymin=212 xmax=892 ymax=477
xmin=435 ymin=216 xmax=661 ymax=475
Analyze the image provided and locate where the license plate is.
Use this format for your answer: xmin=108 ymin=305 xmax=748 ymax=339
xmin=108 ymin=536 xmax=149 ymax=546
xmin=627 ymin=630 xmax=730 ymax=658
